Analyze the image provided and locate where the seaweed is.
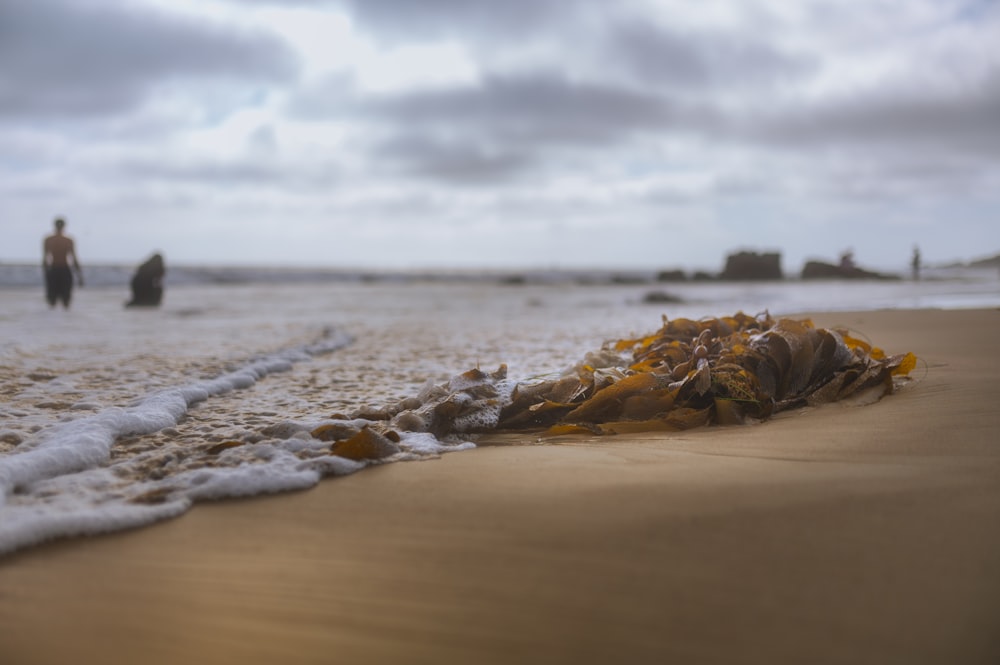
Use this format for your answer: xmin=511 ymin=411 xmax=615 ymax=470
xmin=494 ymin=312 xmax=917 ymax=436
xmin=313 ymin=312 xmax=918 ymax=453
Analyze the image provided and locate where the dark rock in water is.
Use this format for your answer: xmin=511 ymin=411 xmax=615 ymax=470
xmin=801 ymin=261 xmax=899 ymax=280
xmin=720 ymin=251 xmax=783 ymax=281
xmin=642 ymin=290 xmax=684 ymax=304
xmin=126 ymin=253 xmax=165 ymax=307
xmin=611 ymin=274 xmax=648 ymax=285
xmin=691 ymin=271 xmax=715 ymax=281
xmin=801 ymin=261 xmax=850 ymax=279
xmin=968 ymin=253 xmax=1000 ymax=269
xmin=656 ymin=269 xmax=687 ymax=282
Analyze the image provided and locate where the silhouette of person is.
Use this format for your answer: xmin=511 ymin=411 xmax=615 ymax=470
xmin=42 ymin=217 xmax=83 ymax=308
xmin=911 ymin=245 xmax=921 ymax=280
xmin=838 ymin=249 xmax=855 ymax=273
xmin=126 ymin=253 xmax=166 ymax=307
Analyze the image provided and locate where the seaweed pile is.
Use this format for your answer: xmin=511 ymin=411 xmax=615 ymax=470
xmin=317 ymin=313 xmax=917 ymax=455
xmin=494 ymin=312 xmax=916 ymax=436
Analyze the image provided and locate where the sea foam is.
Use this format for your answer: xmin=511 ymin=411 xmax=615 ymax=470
xmin=0 ymin=328 xmax=358 ymax=555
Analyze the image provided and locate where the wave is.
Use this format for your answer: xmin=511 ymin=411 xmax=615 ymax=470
xmin=0 ymin=327 xmax=382 ymax=555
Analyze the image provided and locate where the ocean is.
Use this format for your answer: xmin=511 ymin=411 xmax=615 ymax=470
xmin=2 ymin=264 xmax=999 ymax=556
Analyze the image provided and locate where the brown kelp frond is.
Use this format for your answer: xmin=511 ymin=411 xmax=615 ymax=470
xmin=495 ymin=312 xmax=916 ymax=435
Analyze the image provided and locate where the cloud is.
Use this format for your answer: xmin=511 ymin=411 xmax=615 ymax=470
xmin=334 ymin=0 xmax=582 ymax=42
xmin=597 ymin=18 xmax=818 ymax=91
xmin=113 ymin=157 xmax=286 ymax=186
xmin=2 ymin=0 xmax=998 ymax=268
xmin=280 ymin=1 xmax=999 ymax=191
xmin=287 ymin=56 xmax=1000 ymax=195
xmin=289 ymin=69 xmax=716 ymax=182
xmin=745 ymin=70 xmax=1000 ymax=156
xmin=357 ymin=72 xmax=690 ymax=143
xmin=368 ymin=134 xmax=531 ymax=183
xmin=0 ymin=0 xmax=300 ymax=118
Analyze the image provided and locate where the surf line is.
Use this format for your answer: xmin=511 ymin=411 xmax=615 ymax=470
xmin=0 ymin=327 xmax=354 ymax=503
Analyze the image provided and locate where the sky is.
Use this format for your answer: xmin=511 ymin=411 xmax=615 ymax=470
xmin=2 ymin=0 xmax=999 ymax=273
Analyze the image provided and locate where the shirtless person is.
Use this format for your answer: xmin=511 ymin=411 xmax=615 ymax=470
xmin=43 ymin=217 xmax=84 ymax=308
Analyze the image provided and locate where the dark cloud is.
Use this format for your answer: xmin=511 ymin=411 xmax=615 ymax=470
xmin=321 ymin=0 xmax=997 ymax=165
xmin=292 ymin=70 xmax=710 ymax=143
xmin=360 ymin=72 xmax=688 ymax=143
xmin=228 ymin=0 xmax=339 ymax=5
xmin=290 ymin=55 xmax=1000 ymax=188
xmin=0 ymin=0 xmax=299 ymax=118
xmin=335 ymin=0 xmax=584 ymax=41
xmin=744 ymin=70 xmax=1000 ymax=156
xmin=370 ymin=134 xmax=531 ymax=183
xmin=289 ymin=70 xmax=717 ymax=181
xmin=115 ymin=158 xmax=286 ymax=186
xmin=953 ymin=0 xmax=1000 ymax=22
xmin=334 ymin=0 xmax=813 ymax=95
xmin=602 ymin=19 xmax=817 ymax=90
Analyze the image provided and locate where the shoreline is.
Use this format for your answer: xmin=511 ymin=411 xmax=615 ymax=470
xmin=1 ymin=308 xmax=999 ymax=664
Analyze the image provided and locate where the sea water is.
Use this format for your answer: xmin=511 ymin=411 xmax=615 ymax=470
xmin=2 ymin=268 xmax=998 ymax=556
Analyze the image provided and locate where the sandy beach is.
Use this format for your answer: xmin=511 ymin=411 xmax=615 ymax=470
xmin=1 ymin=307 xmax=998 ymax=665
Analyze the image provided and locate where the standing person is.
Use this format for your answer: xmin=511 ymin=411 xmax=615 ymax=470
xmin=911 ymin=245 xmax=921 ymax=281
xmin=42 ymin=217 xmax=84 ymax=308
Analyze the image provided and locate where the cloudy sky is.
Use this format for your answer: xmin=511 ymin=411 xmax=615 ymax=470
xmin=3 ymin=0 xmax=998 ymax=272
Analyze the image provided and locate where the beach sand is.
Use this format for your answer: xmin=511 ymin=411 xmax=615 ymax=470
xmin=1 ymin=308 xmax=998 ymax=664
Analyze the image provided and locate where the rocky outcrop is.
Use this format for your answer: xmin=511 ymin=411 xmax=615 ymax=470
xmin=801 ymin=261 xmax=899 ymax=280
xmin=720 ymin=251 xmax=783 ymax=281
xmin=656 ymin=269 xmax=687 ymax=282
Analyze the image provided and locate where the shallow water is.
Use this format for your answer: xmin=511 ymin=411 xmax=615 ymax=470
xmin=2 ymin=273 xmax=998 ymax=556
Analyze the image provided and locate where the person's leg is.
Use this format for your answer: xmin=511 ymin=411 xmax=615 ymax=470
xmin=45 ymin=269 xmax=58 ymax=307
xmin=52 ymin=267 xmax=73 ymax=309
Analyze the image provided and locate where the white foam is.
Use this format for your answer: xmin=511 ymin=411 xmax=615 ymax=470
xmin=178 ymin=451 xmax=322 ymax=501
xmin=0 ymin=499 xmax=191 ymax=556
xmin=398 ymin=431 xmax=477 ymax=456
xmin=0 ymin=327 xmax=355 ymax=555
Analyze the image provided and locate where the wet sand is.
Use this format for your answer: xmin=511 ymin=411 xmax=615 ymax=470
xmin=1 ymin=308 xmax=999 ymax=665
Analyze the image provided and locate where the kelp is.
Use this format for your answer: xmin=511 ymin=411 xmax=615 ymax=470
xmin=492 ymin=312 xmax=917 ymax=437
xmin=328 ymin=426 xmax=401 ymax=461
xmin=313 ymin=312 xmax=917 ymax=454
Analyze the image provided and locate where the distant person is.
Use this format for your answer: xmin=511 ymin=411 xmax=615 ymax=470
xmin=838 ymin=250 xmax=855 ymax=271
xmin=911 ymin=245 xmax=921 ymax=280
xmin=126 ymin=253 xmax=166 ymax=307
xmin=42 ymin=217 xmax=83 ymax=308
